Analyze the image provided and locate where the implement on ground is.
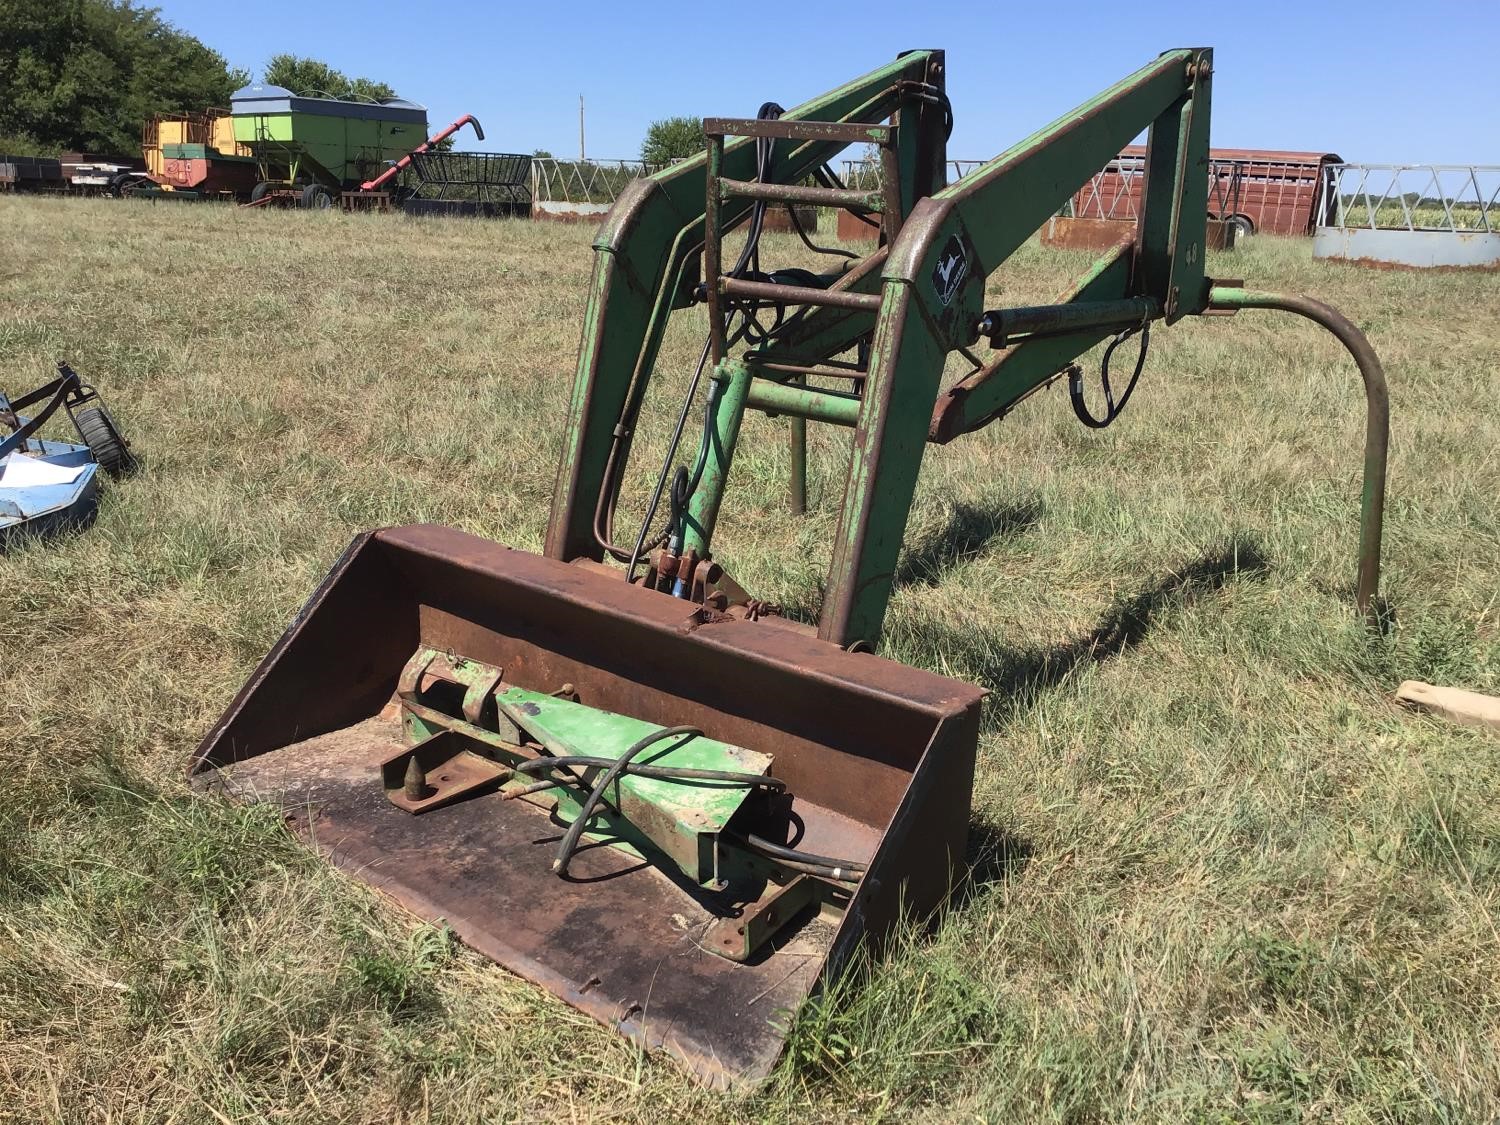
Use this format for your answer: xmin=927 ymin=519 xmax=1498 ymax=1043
xmin=191 ymin=48 xmax=1390 ymax=1086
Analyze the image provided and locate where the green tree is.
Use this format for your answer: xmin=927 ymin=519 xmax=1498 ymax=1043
xmin=262 ymin=54 xmax=396 ymax=102
xmin=0 ymin=0 xmax=246 ymax=155
xmin=640 ymin=116 xmax=703 ymax=166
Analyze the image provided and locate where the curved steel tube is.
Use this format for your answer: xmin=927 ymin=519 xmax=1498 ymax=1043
xmin=1207 ymin=286 xmax=1389 ymax=618
xmin=359 ymin=114 xmax=485 ymax=192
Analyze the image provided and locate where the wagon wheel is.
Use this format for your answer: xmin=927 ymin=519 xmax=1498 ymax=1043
xmin=1227 ymin=214 xmax=1255 ymax=240
xmin=74 ymin=405 xmax=134 ymax=478
xmin=250 ymin=181 xmax=274 ymax=204
xmin=300 ymin=184 xmax=334 ymax=210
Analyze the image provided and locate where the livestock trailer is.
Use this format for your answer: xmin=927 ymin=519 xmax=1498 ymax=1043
xmin=1074 ymin=147 xmax=1342 ymax=236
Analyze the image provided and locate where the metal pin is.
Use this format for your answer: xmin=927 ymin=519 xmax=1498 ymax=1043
xmin=402 ymin=757 xmax=431 ymax=801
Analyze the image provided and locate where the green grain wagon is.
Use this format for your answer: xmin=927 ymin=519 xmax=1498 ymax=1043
xmin=231 ymin=84 xmax=428 ymax=208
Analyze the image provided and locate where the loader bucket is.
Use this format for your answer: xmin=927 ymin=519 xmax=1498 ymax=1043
xmin=192 ymin=524 xmax=985 ymax=1086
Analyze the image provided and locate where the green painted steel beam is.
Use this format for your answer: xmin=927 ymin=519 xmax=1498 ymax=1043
xmin=746 ymin=378 xmax=862 ymax=426
xmin=545 ymin=51 xmax=943 ymax=564
xmin=929 ymin=245 xmax=1135 ymax=440
xmin=819 ymin=49 xmax=1207 ymax=648
xmin=889 ymin=49 xmax=1201 ymax=293
xmin=817 ymin=281 xmax=947 ymax=647
xmin=681 ymin=359 xmax=755 ymax=560
xmin=1136 ymin=57 xmax=1212 ymax=320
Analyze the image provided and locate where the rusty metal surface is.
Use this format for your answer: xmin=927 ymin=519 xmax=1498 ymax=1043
xmin=720 ymin=277 xmax=882 ymax=312
xmin=706 ymin=875 xmax=821 ymax=962
xmin=1075 ymin=146 xmax=1339 ymax=235
xmin=704 ymin=117 xmax=892 ymax=146
xmin=837 ymin=208 xmax=882 ymax=242
xmin=1041 ymin=215 xmax=1136 ymax=252
xmin=191 ymin=524 xmax=985 ymax=1085
xmin=211 ymin=717 xmax=832 ymax=1087
xmin=1043 ymin=215 xmax=1231 ymax=254
xmin=380 ymin=730 xmax=509 ymax=813
xmin=718 ymin=177 xmax=879 ymax=211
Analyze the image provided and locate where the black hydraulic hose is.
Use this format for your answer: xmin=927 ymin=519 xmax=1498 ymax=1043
xmin=761 ymin=856 xmax=862 ymax=884
xmin=625 ymin=337 xmax=713 ymax=582
xmin=787 ymin=199 xmax=860 ymax=260
xmin=1068 ymin=322 xmax=1150 ymax=428
xmin=739 ymin=833 xmax=867 ymax=874
xmin=553 ymin=726 xmax=701 ymax=876
xmin=513 ymin=754 xmax=787 ymax=791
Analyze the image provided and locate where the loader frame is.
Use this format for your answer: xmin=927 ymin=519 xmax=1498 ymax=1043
xmin=193 ymin=47 xmax=1391 ymax=1089
xmin=547 ymin=47 xmax=1387 ymax=650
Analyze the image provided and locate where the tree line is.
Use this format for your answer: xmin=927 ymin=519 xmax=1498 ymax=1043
xmin=1 ymin=0 xmax=704 ymax=167
xmin=0 ymin=0 xmax=400 ymax=157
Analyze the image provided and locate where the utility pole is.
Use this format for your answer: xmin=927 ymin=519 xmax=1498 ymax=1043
xmin=579 ymin=95 xmax=586 ymax=162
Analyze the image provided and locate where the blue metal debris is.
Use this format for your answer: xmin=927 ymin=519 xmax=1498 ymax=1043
xmin=0 ymin=438 xmax=101 ymax=545
xmin=1 ymin=365 xmax=131 ymax=548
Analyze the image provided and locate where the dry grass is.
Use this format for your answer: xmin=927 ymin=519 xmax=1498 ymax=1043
xmin=1 ymin=193 xmax=1498 ymax=1122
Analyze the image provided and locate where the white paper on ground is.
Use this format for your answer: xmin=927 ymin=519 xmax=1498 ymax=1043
xmin=0 ymin=452 xmax=88 ymax=488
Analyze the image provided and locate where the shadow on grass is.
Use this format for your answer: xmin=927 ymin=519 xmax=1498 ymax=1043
xmin=899 ymin=535 xmax=1270 ymax=727
xmin=894 ymin=498 xmax=1042 ymax=588
xmin=959 ymin=819 xmax=1035 ymax=903
xmin=938 ymin=536 xmax=1268 ymax=900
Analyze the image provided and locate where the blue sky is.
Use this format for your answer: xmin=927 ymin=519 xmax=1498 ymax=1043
xmin=153 ymin=0 xmax=1496 ymax=166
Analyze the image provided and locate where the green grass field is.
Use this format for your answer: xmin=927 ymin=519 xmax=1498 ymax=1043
xmin=1 ymin=194 xmax=1497 ymax=1122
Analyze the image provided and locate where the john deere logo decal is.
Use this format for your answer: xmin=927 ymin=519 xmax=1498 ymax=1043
xmin=931 ymin=234 xmax=970 ymax=306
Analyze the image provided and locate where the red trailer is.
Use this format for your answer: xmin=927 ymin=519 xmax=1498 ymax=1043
xmin=1074 ymin=146 xmax=1342 ymax=236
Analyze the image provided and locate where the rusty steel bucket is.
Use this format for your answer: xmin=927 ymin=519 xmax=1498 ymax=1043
xmin=191 ymin=524 xmax=984 ymax=1086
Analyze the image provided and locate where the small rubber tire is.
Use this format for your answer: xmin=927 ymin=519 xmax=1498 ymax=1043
xmin=74 ymin=406 xmax=133 ymax=478
xmin=1228 ymin=214 xmax=1255 ymax=239
xmin=250 ymin=181 xmax=274 ymax=204
xmin=300 ymin=183 xmax=333 ymax=210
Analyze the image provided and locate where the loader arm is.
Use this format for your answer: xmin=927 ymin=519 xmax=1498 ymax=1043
xmin=601 ymin=45 xmax=1380 ymax=650
xmin=816 ymin=49 xmax=1211 ymax=644
xmin=545 ymin=50 xmax=947 ymax=562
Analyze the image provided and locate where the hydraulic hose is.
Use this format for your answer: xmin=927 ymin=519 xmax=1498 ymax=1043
xmin=735 ymin=833 xmax=866 ymax=882
xmin=513 ymin=754 xmax=786 ymax=791
xmin=552 ymin=726 xmax=701 ymax=877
